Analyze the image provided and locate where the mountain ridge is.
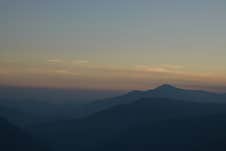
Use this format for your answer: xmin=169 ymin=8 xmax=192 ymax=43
xmin=80 ymin=84 xmax=226 ymax=117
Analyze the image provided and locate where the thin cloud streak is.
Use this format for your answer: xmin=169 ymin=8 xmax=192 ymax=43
xmin=0 ymin=62 xmax=225 ymax=92
xmin=72 ymin=60 xmax=89 ymax=65
xmin=47 ymin=59 xmax=63 ymax=64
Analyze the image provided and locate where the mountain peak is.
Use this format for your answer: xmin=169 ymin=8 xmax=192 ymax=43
xmin=154 ymin=84 xmax=178 ymax=91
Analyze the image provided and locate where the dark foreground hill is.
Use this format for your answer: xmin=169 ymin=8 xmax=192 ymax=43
xmin=0 ymin=117 xmax=50 ymax=151
xmin=31 ymin=98 xmax=226 ymax=151
xmin=97 ymin=114 xmax=226 ymax=151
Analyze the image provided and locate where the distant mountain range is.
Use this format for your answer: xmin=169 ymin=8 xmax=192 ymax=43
xmin=1 ymin=84 xmax=226 ymax=124
xmin=0 ymin=86 xmax=123 ymax=124
xmin=82 ymin=84 xmax=226 ymax=116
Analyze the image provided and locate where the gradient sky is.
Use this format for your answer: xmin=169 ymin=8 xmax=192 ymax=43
xmin=0 ymin=0 xmax=226 ymax=91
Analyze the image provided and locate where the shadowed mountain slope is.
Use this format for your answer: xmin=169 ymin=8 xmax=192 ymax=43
xmin=31 ymin=97 xmax=226 ymax=151
xmin=0 ymin=117 xmax=50 ymax=151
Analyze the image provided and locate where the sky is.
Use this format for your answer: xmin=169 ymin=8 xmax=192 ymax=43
xmin=0 ymin=0 xmax=226 ymax=92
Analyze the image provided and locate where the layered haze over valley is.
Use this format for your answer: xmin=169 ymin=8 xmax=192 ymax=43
xmin=1 ymin=0 xmax=226 ymax=151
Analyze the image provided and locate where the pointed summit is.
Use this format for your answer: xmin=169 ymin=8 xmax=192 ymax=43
xmin=154 ymin=84 xmax=179 ymax=91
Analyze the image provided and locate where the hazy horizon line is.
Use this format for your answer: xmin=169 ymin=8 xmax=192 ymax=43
xmin=1 ymin=83 xmax=225 ymax=94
